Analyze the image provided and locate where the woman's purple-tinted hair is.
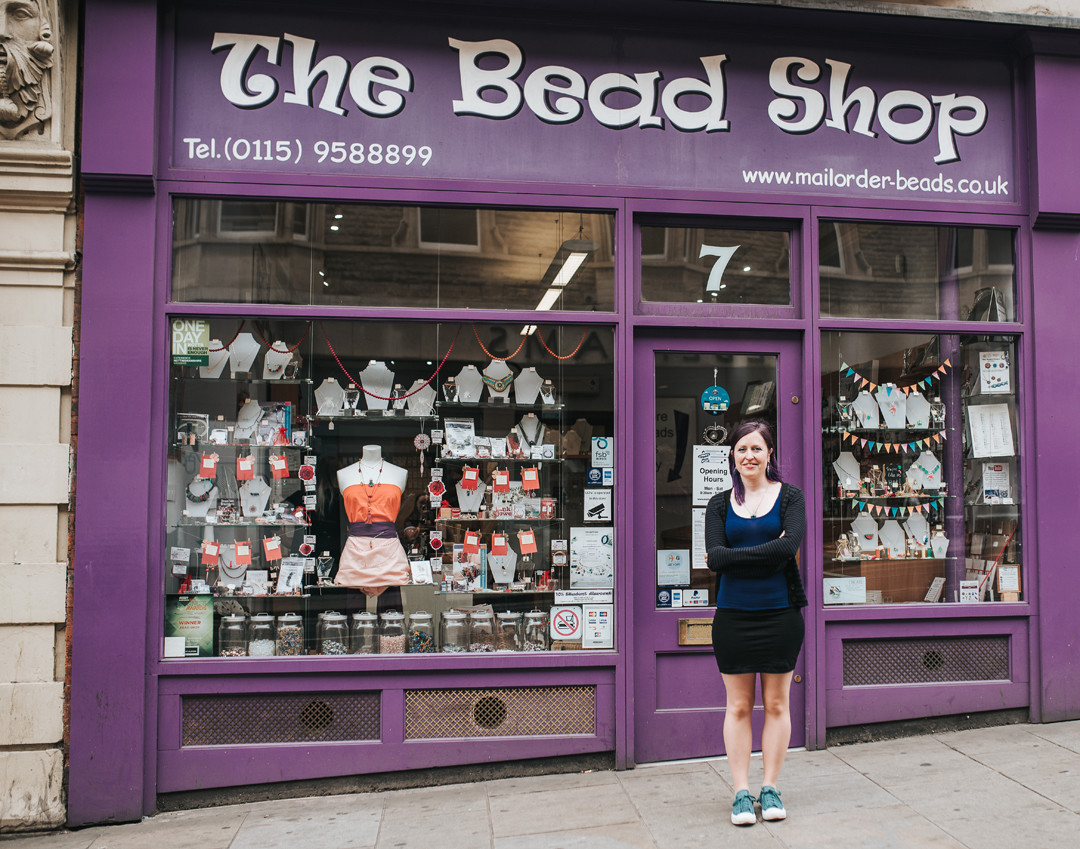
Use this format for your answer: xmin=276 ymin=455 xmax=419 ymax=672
xmin=728 ymin=419 xmax=782 ymax=503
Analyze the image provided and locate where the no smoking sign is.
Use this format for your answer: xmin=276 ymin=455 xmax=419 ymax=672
xmin=550 ymin=606 xmax=583 ymax=641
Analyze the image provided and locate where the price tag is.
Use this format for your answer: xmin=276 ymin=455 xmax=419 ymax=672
xmin=198 ymin=453 xmax=219 ymax=478
xmin=170 ymin=546 xmax=190 ymax=564
xmin=430 ymin=530 xmax=443 ymax=551
xmin=235 ymin=541 xmax=252 ymax=565
xmin=492 ymin=533 xmax=508 ymax=555
xmin=303 ymin=494 xmax=317 ymax=509
xmin=172 ymin=561 xmax=189 ymax=577
xmin=493 ymin=469 xmax=510 ymax=492
xmin=518 ymin=529 xmax=538 ymax=554
xmin=463 ymin=530 xmax=480 ymax=554
xmin=269 ymin=454 xmax=289 ymax=479
xmin=262 ymin=536 xmax=283 ymax=561
xmin=200 ymin=540 xmax=220 ymax=566
xmin=461 ymin=466 xmax=480 ymax=491
xmin=236 ymin=456 xmax=254 ymax=481
xmin=521 ymin=467 xmax=540 ymax=491
xmin=431 ymin=429 xmax=444 ymax=444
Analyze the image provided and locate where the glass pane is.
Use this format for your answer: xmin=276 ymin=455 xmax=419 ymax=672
xmin=654 ymin=351 xmax=778 ymax=608
xmin=640 ymin=224 xmax=790 ymax=306
xmin=821 ymin=331 xmax=1022 ymax=605
xmin=172 ymin=199 xmax=615 ymax=311
xmin=164 ymin=318 xmax=616 ymax=658
xmin=819 ymin=222 xmax=1016 ymax=321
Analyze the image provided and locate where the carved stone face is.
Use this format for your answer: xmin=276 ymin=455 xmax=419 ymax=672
xmin=0 ymin=0 xmax=53 ymax=134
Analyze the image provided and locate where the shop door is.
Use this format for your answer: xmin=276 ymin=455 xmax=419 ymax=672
xmin=632 ymin=334 xmax=805 ymax=763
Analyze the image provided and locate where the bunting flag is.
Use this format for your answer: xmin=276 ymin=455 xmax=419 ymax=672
xmin=840 ymin=359 xmax=951 ymax=394
xmin=850 ymin=497 xmax=945 ymax=516
xmin=842 ymin=431 xmax=947 ymax=452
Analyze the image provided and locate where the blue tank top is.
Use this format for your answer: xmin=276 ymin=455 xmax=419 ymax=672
xmin=715 ymin=495 xmax=789 ymax=610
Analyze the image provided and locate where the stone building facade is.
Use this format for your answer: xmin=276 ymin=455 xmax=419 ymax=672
xmin=0 ymin=0 xmax=75 ymax=831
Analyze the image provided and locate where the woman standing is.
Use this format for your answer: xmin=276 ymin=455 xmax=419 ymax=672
xmin=704 ymin=420 xmax=807 ymax=826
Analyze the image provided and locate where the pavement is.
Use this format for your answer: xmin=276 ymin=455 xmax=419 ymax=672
xmin=4 ymin=720 xmax=1080 ymax=848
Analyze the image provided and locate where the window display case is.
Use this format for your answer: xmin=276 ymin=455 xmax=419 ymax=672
xmin=821 ymin=332 xmax=1022 ymax=605
xmin=164 ymin=317 xmax=615 ymax=657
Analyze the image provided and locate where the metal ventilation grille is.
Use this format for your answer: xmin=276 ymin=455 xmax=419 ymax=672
xmin=182 ymin=692 xmax=380 ymax=746
xmin=404 ymin=686 xmax=596 ymax=739
xmin=843 ymin=636 xmax=1010 ymax=687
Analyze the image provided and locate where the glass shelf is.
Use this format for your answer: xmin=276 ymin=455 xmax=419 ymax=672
xmin=436 ymin=517 xmax=562 ymax=525
xmin=436 ymin=401 xmax=565 ymax=412
xmin=172 ymin=520 xmax=310 ymax=529
xmin=173 ymin=442 xmax=310 ymax=451
xmin=173 ymin=375 xmax=313 ymax=385
xmin=312 ymin=411 xmax=434 ymax=421
xmin=436 ymin=456 xmax=563 ymax=465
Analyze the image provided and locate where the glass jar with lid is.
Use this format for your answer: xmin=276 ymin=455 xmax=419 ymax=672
xmin=318 ymin=612 xmax=349 ymax=655
xmin=248 ymin=614 xmax=276 ymax=656
xmin=407 ymin=611 xmax=436 ymax=653
xmin=379 ymin=610 xmax=407 ymax=654
xmin=218 ymin=615 xmax=247 ymax=657
xmin=350 ymin=611 xmax=378 ymax=654
xmin=468 ymin=610 xmax=496 ymax=652
xmin=440 ymin=610 xmax=468 ymax=653
xmin=496 ymin=611 xmax=522 ymax=651
xmin=523 ymin=609 xmax=549 ymax=651
xmin=275 ymin=613 xmax=304 ymax=656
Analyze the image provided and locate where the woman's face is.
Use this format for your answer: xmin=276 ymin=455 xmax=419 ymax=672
xmin=733 ymin=430 xmax=772 ymax=481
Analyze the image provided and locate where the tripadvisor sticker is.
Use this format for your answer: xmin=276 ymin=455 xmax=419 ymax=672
xmin=172 ymin=318 xmax=210 ymax=366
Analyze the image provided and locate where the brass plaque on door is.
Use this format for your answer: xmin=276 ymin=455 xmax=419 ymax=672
xmin=678 ymin=618 xmax=713 ymax=646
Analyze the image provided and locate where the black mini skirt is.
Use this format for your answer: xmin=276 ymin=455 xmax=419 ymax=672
xmin=711 ymin=606 xmax=804 ymax=675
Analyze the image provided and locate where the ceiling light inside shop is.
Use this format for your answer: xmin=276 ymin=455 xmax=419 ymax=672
xmin=743 ymin=266 xmax=751 ymax=272
xmin=330 ymin=224 xmax=339 ymax=231
xmin=535 ymin=288 xmax=562 ymax=312
xmin=530 ymin=238 xmax=596 ymax=312
xmin=521 ymin=324 xmax=537 ymax=336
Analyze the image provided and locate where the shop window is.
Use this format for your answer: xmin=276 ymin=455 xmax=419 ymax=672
xmin=172 ymin=198 xmax=615 ymax=312
xmin=638 ymin=220 xmax=791 ymax=307
xmin=819 ymin=221 xmax=1017 ymax=321
xmin=822 ymin=331 xmax=1023 ymax=606
xmin=164 ymin=318 xmax=616 ymax=659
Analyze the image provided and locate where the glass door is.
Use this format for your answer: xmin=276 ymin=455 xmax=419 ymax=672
xmin=632 ymin=333 xmax=804 ymax=763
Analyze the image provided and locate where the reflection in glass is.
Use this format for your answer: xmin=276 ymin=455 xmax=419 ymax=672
xmin=640 ymin=224 xmax=790 ymax=306
xmin=819 ymin=222 xmax=1016 ymax=321
xmin=172 ymin=199 xmax=615 ymax=311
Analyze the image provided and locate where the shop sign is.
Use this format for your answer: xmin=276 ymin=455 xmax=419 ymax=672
xmin=173 ymin=9 xmax=1015 ymax=201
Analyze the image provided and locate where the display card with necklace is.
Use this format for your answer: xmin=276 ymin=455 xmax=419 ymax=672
xmin=482 ymin=359 xmax=515 ymax=402
xmin=200 ymin=343 xmax=229 ymax=379
xmin=217 ymin=543 xmax=249 ymax=583
xmin=515 ymin=414 xmax=546 ymax=457
xmin=184 ymin=478 xmax=219 ymax=518
xmin=240 ymin=477 xmax=272 ymax=517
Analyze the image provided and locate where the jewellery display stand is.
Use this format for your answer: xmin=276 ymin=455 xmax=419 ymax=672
xmin=513 ymin=367 xmax=543 ymax=405
xmin=482 ymin=359 xmax=515 ymax=402
xmin=359 ymin=360 xmax=395 ymax=411
xmin=263 ymin=346 xmax=292 ymax=379
xmin=315 ymin=378 xmax=346 ymax=416
xmin=453 ymin=365 xmax=484 ymax=404
xmin=228 ymin=333 xmax=260 ymax=375
xmin=200 ymin=343 xmax=229 ymax=379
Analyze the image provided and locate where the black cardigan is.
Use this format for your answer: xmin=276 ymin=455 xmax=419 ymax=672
xmin=704 ymin=482 xmax=808 ymax=609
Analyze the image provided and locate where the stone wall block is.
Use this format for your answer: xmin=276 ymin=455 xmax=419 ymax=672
xmin=0 ymin=564 xmax=66 ymax=623
xmin=0 ymin=445 xmax=70 ymax=505
xmin=0 ymin=683 xmax=64 ymax=745
xmin=0 ymin=326 xmax=73 ymax=386
xmin=0 ymin=507 xmax=61 ymax=564
xmin=0 ymin=750 xmax=65 ymax=831
xmin=0 ymin=387 xmax=61 ymax=444
xmin=0 ymin=626 xmax=57 ymax=682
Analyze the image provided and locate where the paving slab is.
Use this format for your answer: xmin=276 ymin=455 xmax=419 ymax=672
xmin=0 ymin=830 xmax=101 ymax=849
xmin=617 ymin=762 xmax=726 ymax=809
xmin=773 ymin=770 xmax=898 ymax=817
xmin=933 ymin=806 xmax=1080 ymax=849
xmin=493 ymin=821 xmax=659 ymax=849
xmin=770 ymin=804 xmax=968 ymax=849
xmin=490 ymin=782 xmax=638 ymax=838
xmin=484 ymin=769 xmax=620 ymax=798
xmin=375 ymin=810 xmax=492 ymax=849
xmin=84 ymin=807 xmax=246 ymax=849
xmin=228 ymin=797 xmax=382 ymax=849
xmin=1029 ymin=721 xmax=1080 ymax=754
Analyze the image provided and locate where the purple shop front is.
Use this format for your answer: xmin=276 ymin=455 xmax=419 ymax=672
xmin=69 ymin=0 xmax=1080 ymax=826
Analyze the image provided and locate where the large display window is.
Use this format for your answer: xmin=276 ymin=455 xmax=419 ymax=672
xmin=821 ymin=331 xmax=1023 ymax=605
xmin=165 ymin=317 xmax=616 ymax=657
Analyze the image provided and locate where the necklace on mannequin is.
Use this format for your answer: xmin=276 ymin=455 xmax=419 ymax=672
xmin=360 ymin=461 xmax=384 ymax=488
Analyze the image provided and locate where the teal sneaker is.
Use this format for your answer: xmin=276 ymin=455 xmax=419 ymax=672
xmin=731 ymin=789 xmax=756 ymax=826
xmin=759 ymin=785 xmax=786 ymax=821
